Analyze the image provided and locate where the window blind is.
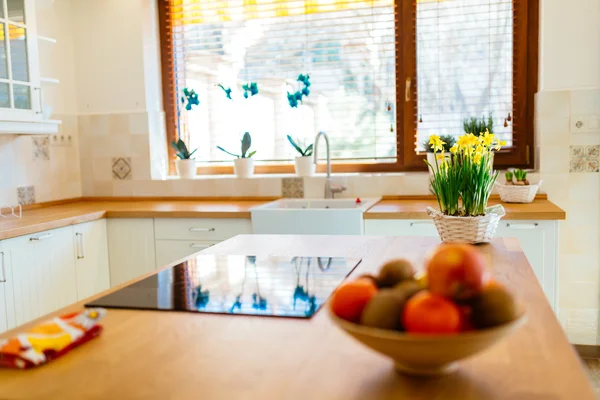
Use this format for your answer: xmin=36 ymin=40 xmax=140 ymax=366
xmin=165 ymin=0 xmax=397 ymax=165
xmin=414 ymin=0 xmax=514 ymax=152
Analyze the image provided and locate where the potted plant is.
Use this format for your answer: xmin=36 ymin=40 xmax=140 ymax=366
xmin=496 ymin=168 xmax=542 ymax=203
xmin=217 ymin=132 xmax=256 ymax=178
xmin=422 ymin=134 xmax=456 ymax=174
xmin=463 ymin=114 xmax=498 ymax=166
xmin=424 ymin=132 xmax=506 ymax=244
xmin=171 ymin=139 xmax=198 ymax=179
xmin=216 ymin=82 xmax=259 ymax=178
xmin=287 ymin=135 xmax=314 ymax=176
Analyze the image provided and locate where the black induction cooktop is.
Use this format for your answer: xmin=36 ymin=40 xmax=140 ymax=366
xmin=86 ymin=255 xmax=361 ymax=318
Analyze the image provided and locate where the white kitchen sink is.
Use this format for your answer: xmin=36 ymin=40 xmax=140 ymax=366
xmin=250 ymin=198 xmax=380 ymax=235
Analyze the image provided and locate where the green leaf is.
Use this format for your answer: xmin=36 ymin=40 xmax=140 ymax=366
xmin=188 ymin=148 xmax=198 ymax=159
xmin=217 ymin=146 xmax=240 ymax=158
xmin=246 ymin=150 xmax=256 ymax=158
xmin=287 ymin=135 xmax=304 ymax=156
xmin=241 ymin=132 xmax=251 ymax=158
xmin=303 ymin=143 xmax=314 ymax=157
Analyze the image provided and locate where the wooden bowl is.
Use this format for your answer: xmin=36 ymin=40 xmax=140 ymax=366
xmin=328 ymin=303 xmax=526 ymax=376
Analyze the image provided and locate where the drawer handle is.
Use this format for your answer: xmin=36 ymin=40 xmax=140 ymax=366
xmin=410 ymin=221 xmax=434 ymax=227
xmin=505 ymin=223 xmax=538 ymax=229
xmin=76 ymin=232 xmax=85 ymax=259
xmin=30 ymin=233 xmax=53 ymax=241
xmin=190 ymin=244 xmax=211 ymax=249
xmin=0 ymin=251 xmax=5 ymax=283
xmin=189 ymin=228 xmax=216 ymax=232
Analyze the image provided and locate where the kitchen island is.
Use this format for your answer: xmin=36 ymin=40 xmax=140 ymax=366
xmin=0 ymin=235 xmax=593 ymax=399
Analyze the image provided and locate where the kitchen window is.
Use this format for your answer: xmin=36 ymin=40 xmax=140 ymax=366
xmin=158 ymin=0 xmax=538 ymax=174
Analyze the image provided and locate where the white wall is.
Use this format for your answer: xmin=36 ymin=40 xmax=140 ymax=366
xmin=539 ymin=0 xmax=600 ymax=90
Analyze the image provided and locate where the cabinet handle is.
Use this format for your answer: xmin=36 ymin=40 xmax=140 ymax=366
xmin=505 ymin=223 xmax=538 ymax=230
xmin=190 ymin=244 xmax=211 ymax=249
xmin=0 ymin=251 xmax=5 ymax=283
xmin=34 ymin=87 xmax=44 ymax=115
xmin=410 ymin=221 xmax=434 ymax=227
xmin=30 ymin=233 xmax=53 ymax=241
xmin=189 ymin=227 xmax=215 ymax=232
xmin=76 ymin=232 xmax=85 ymax=259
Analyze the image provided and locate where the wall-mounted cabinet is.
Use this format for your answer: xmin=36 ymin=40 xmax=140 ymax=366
xmin=0 ymin=0 xmax=60 ymax=134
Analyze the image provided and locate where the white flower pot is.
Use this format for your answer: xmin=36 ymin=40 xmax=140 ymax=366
xmin=234 ymin=158 xmax=254 ymax=178
xmin=294 ymin=156 xmax=315 ymax=177
xmin=176 ymin=159 xmax=196 ymax=179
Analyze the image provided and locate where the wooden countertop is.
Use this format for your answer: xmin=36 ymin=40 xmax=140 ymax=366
xmin=0 ymin=235 xmax=593 ymax=399
xmin=0 ymin=196 xmax=566 ymax=241
xmin=0 ymin=199 xmax=271 ymax=240
xmin=366 ymin=196 xmax=566 ymax=220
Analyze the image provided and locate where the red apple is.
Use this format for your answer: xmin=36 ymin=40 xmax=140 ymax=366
xmin=426 ymin=244 xmax=490 ymax=300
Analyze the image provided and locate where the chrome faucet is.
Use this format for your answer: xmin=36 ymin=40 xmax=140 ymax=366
xmin=313 ymin=131 xmax=347 ymax=199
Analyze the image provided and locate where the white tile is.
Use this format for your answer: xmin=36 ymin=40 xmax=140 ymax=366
xmin=536 ymin=90 xmax=571 ymax=118
xmin=129 ymin=112 xmax=149 ymax=135
xmin=131 ymin=156 xmax=152 ymax=180
xmin=92 ymin=157 xmax=112 ymax=181
xmin=568 ymin=173 xmax=599 ymax=201
xmin=570 ymin=89 xmax=600 ymax=115
xmin=539 ymin=145 xmax=570 ymax=173
xmin=560 ymin=282 xmax=599 ymax=309
xmin=565 ymin=308 xmax=599 ymax=345
xmin=535 ymin=117 xmax=570 ymax=146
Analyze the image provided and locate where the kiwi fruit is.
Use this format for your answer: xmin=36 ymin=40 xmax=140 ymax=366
xmin=376 ymin=259 xmax=415 ymax=288
xmin=360 ymin=282 xmax=422 ymax=330
xmin=470 ymin=283 xmax=518 ymax=329
xmin=360 ymin=289 xmax=406 ymax=330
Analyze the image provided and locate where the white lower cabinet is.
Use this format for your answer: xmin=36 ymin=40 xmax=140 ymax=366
xmin=107 ymin=218 xmax=156 ymax=287
xmin=364 ymin=219 xmax=559 ymax=311
xmin=153 ymin=218 xmax=251 ymax=269
xmin=73 ymin=219 xmax=110 ymax=300
xmin=155 ymin=240 xmax=217 ymax=269
xmin=2 ymin=226 xmax=79 ymax=327
xmin=0 ymin=243 xmax=16 ymax=332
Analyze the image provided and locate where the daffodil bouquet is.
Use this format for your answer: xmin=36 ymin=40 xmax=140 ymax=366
xmin=425 ymin=131 xmax=505 ymax=217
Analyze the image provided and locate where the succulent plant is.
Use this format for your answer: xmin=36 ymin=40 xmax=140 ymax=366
xmin=513 ymin=169 xmax=530 ymax=185
xmin=287 ymin=135 xmax=313 ymax=157
xmin=217 ymin=132 xmax=256 ymax=159
xmin=505 ymin=171 xmax=514 ymax=184
xmin=171 ymin=138 xmax=198 ymax=160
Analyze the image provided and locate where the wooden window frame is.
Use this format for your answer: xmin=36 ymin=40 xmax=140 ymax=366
xmin=158 ymin=0 xmax=538 ymax=176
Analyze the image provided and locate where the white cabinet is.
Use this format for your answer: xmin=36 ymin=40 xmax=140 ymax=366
xmin=153 ymin=218 xmax=251 ymax=269
xmin=0 ymin=242 xmax=16 ymax=332
xmin=155 ymin=239 xmax=216 ymax=269
xmin=364 ymin=219 xmax=559 ymax=311
xmin=107 ymin=218 xmax=156 ymax=287
xmin=73 ymin=219 xmax=110 ymax=300
xmin=2 ymin=225 xmax=78 ymax=326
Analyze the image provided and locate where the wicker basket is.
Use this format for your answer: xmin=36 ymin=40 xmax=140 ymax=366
xmin=426 ymin=205 xmax=506 ymax=244
xmin=496 ymin=181 xmax=542 ymax=204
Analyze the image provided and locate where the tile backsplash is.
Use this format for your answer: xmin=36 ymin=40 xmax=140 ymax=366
xmin=569 ymin=145 xmax=600 ymax=172
xmin=0 ymin=114 xmax=81 ymax=206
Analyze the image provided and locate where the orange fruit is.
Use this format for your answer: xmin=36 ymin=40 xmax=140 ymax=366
xmin=402 ymin=291 xmax=461 ymax=334
xmin=331 ymin=278 xmax=378 ymax=322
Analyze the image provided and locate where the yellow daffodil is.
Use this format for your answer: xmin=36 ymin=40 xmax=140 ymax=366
xmin=436 ymin=153 xmax=445 ymax=161
xmin=429 ymin=135 xmax=446 ymax=153
xmin=479 ymin=130 xmax=495 ymax=147
xmin=449 ymin=143 xmax=459 ymax=154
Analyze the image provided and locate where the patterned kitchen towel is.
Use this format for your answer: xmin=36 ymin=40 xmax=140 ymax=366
xmin=0 ymin=308 xmax=106 ymax=369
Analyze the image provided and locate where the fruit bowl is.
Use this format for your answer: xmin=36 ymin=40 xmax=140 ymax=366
xmin=328 ymin=302 xmax=526 ymax=376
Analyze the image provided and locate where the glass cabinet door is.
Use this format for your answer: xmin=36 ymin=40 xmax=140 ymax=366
xmin=0 ymin=0 xmax=40 ymax=122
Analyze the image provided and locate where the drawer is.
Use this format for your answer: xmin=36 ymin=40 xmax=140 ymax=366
xmin=155 ymin=240 xmax=217 ymax=269
xmin=154 ymin=218 xmax=252 ymax=241
xmin=364 ymin=219 xmax=438 ymax=237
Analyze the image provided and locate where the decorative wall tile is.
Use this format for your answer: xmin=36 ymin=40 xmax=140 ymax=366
xmin=112 ymin=157 xmax=132 ymax=180
xmin=570 ymin=145 xmax=600 ymax=173
xmin=282 ymin=177 xmax=304 ymax=198
xmin=17 ymin=186 xmax=35 ymax=205
xmin=32 ymin=137 xmax=50 ymax=160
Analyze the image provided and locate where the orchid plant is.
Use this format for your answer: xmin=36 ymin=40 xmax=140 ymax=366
xmin=216 ymin=82 xmax=259 ymax=159
xmin=425 ymin=131 xmax=505 ymax=217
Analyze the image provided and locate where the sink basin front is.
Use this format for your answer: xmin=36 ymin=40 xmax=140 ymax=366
xmin=250 ymin=198 xmax=380 ymax=235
